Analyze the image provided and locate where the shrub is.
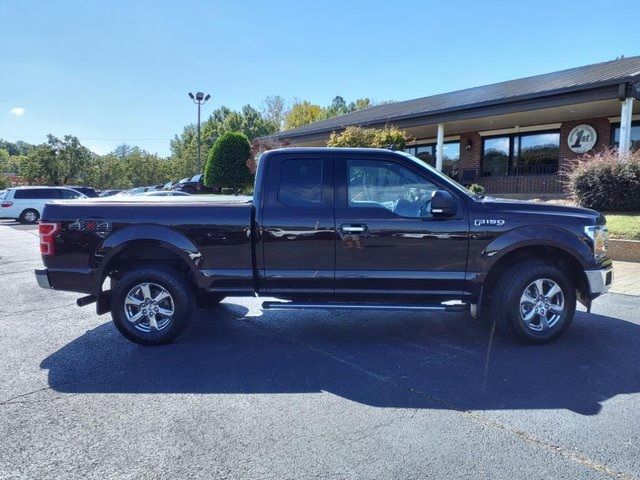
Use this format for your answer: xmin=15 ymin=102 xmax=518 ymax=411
xmin=567 ymin=148 xmax=640 ymax=211
xmin=249 ymin=137 xmax=291 ymax=174
xmin=204 ymin=132 xmax=252 ymax=190
xmin=327 ymin=126 xmax=408 ymax=150
xmin=468 ymin=183 xmax=485 ymax=196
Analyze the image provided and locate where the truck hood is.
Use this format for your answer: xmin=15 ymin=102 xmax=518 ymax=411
xmin=479 ymin=196 xmax=602 ymax=222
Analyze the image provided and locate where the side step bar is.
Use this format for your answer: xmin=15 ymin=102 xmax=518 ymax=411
xmin=262 ymin=301 xmax=468 ymax=313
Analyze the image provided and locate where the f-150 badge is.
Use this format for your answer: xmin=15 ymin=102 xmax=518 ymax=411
xmin=474 ymin=219 xmax=505 ymax=227
xmin=68 ymin=219 xmax=112 ymax=233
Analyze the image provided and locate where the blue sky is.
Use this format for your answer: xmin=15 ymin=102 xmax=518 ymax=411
xmin=1 ymin=0 xmax=637 ymax=157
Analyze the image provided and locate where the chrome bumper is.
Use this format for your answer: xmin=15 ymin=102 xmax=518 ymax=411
xmin=585 ymin=267 xmax=613 ymax=295
xmin=35 ymin=268 xmax=52 ymax=289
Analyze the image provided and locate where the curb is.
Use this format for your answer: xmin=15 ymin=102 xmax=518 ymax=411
xmin=609 ymin=239 xmax=640 ymax=263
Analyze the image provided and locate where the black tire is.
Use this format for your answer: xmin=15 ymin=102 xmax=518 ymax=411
xmin=19 ymin=209 xmax=39 ymax=224
xmin=110 ymin=266 xmax=193 ymax=345
xmin=492 ymin=260 xmax=576 ymax=344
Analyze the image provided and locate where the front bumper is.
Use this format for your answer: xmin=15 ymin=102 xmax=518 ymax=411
xmin=35 ymin=268 xmax=52 ymax=289
xmin=585 ymin=267 xmax=613 ymax=295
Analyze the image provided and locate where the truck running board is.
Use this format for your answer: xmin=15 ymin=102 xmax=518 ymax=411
xmin=261 ymin=301 xmax=468 ymax=313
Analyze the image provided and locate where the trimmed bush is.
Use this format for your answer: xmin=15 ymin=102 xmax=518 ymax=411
xmin=468 ymin=183 xmax=485 ymax=196
xmin=567 ymin=148 xmax=640 ymax=211
xmin=327 ymin=125 xmax=408 ymax=150
xmin=204 ymin=132 xmax=252 ymax=189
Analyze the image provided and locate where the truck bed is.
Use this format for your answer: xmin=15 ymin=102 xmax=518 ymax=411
xmin=41 ymin=196 xmax=256 ymax=296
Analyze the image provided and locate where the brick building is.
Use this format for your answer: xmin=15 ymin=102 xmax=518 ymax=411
xmin=269 ymin=57 xmax=640 ymax=195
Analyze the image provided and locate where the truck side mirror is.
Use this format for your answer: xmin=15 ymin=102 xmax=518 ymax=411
xmin=430 ymin=190 xmax=457 ymax=217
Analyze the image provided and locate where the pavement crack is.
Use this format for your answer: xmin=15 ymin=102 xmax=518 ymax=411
xmin=0 ymin=385 xmax=82 ymax=407
xmin=3 ymin=302 xmax=77 ymax=315
xmin=241 ymin=315 xmax=636 ymax=480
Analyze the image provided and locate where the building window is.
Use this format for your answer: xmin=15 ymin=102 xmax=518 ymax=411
xmin=611 ymin=121 xmax=640 ymax=151
xmin=415 ymin=145 xmax=435 ymax=166
xmin=515 ymin=132 xmax=560 ymax=172
xmin=482 ymin=137 xmax=510 ymax=175
xmin=482 ymin=131 xmax=560 ymax=175
xmin=405 ymin=141 xmax=460 ymax=179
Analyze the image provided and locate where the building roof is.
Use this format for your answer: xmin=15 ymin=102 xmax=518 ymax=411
xmin=272 ymin=56 xmax=640 ymax=140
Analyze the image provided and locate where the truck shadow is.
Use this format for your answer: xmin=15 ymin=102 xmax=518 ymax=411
xmin=40 ymin=302 xmax=640 ymax=415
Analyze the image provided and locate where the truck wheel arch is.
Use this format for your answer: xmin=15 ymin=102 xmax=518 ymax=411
xmin=95 ymin=226 xmax=203 ymax=293
xmin=482 ymin=244 xmax=589 ymax=307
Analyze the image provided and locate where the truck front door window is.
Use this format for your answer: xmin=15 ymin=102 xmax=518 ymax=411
xmin=347 ymin=160 xmax=438 ymax=218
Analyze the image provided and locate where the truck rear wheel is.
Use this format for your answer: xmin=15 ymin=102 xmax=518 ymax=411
xmin=492 ymin=260 xmax=576 ymax=344
xmin=110 ymin=266 xmax=193 ymax=345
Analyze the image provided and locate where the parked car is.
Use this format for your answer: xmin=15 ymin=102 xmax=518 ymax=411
xmin=173 ymin=174 xmax=217 ymax=194
xmin=35 ymin=148 xmax=612 ymax=346
xmin=162 ymin=181 xmax=177 ymax=191
xmin=117 ymin=186 xmax=151 ymax=196
xmin=140 ymin=191 xmax=191 ymax=197
xmin=99 ymin=190 xmax=123 ymax=197
xmin=66 ymin=186 xmax=99 ymax=198
xmin=1 ymin=186 xmax=85 ymax=223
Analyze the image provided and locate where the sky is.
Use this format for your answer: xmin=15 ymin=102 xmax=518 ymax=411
xmin=0 ymin=0 xmax=637 ymax=157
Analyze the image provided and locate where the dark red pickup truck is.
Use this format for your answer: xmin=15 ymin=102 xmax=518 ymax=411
xmin=35 ymin=148 xmax=612 ymax=345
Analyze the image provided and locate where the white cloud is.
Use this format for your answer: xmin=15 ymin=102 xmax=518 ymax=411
xmin=10 ymin=107 xmax=26 ymax=116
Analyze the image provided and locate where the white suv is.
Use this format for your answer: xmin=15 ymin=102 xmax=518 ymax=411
xmin=0 ymin=186 xmax=86 ymax=224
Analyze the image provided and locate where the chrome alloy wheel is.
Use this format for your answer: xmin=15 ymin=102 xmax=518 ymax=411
xmin=124 ymin=282 xmax=175 ymax=333
xmin=519 ymin=278 xmax=565 ymax=332
xmin=24 ymin=211 xmax=38 ymax=222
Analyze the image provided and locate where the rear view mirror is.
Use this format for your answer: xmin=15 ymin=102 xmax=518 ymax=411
xmin=430 ymin=190 xmax=457 ymax=217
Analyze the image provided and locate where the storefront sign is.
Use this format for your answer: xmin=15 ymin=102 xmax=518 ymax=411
xmin=568 ymin=124 xmax=597 ymax=153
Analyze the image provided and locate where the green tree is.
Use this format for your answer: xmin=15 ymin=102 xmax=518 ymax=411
xmin=21 ymin=144 xmax=56 ymax=184
xmin=171 ymin=105 xmax=277 ymax=178
xmin=349 ymin=98 xmax=373 ymax=111
xmin=204 ymin=132 xmax=251 ymax=190
xmin=0 ymin=149 xmax=10 ymax=172
xmin=284 ymin=101 xmax=326 ymax=129
xmin=325 ymin=95 xmax=349 ymax=118
xmin=327 ymin=126 xmax=408 ymax=150
xmin=85 ymin=154 xmax=132 ymax=190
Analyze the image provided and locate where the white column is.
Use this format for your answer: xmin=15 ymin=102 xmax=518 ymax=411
xmin=619 ymin=97 xmax=635 ymax=157
xmin=435 ymin=123 xmax=444 ymax=172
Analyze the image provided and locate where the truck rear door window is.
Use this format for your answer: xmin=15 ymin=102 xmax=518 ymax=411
xmin=278 ymin=159 xmax=322 ymax=207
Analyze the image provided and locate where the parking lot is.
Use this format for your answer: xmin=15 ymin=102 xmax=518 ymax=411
xmin=1 ymin=219 xmax=639 ymax=479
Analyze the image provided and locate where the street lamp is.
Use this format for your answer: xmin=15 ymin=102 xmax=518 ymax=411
xmin=188 ymin=91 xmax=211 ymax=172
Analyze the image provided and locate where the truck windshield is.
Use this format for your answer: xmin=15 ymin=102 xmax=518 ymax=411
xmin=397 ymin=151 xmax=476 ymax=200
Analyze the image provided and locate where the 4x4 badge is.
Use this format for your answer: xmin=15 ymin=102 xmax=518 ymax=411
xmin=68 ymin=219 xmax=112 ymax=233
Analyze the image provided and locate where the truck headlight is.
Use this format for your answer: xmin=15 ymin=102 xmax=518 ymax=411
xmin=584 ymin=225 xmax=608 ymax=260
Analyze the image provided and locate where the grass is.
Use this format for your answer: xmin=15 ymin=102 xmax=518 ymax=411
xmin=603 ymin=212 xmax=640 ymax=241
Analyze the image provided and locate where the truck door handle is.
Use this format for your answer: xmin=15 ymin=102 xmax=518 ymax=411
xmin=341 ymin=224 xmax=366 ymax=234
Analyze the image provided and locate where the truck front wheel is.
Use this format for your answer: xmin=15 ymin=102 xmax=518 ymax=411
xmin=492 ymin=260 xmax=576 ymax=344
xmin=110 ymin=266 xmax=193 ymax=345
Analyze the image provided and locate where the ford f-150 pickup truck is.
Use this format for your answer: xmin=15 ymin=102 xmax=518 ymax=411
xmin=35 ymin=148 xmax=613 ymax=345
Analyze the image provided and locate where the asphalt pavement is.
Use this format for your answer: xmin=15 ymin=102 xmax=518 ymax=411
xmin=1 ymin=219 xmax=639 ymax=479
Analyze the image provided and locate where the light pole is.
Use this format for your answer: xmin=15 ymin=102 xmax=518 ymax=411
xmin=188 ymin=91 xmax=211 ymax=172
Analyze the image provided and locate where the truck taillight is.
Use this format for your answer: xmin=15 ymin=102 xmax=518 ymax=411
xmin=1 ymin=202 xmax=13 ymax=208
xmin=39 ymin=222 xmax=60 ymax=256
